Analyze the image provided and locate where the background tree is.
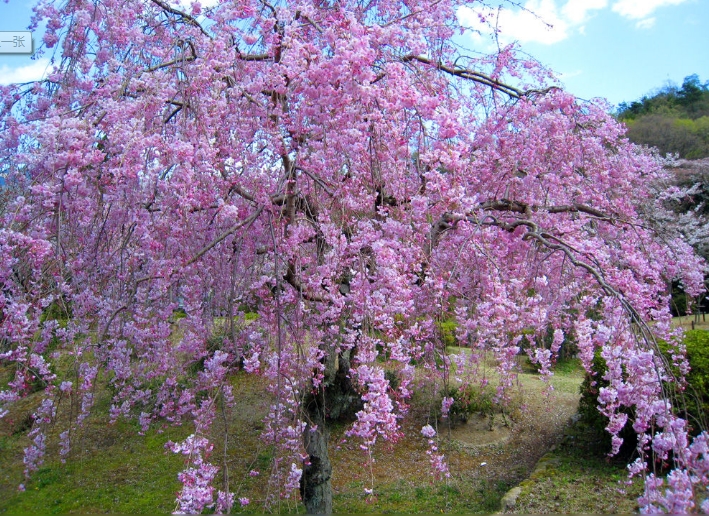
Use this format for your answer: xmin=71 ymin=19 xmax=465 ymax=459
xmin=618 ymin=74 xmax=709 ymax=159
xmin=617 ymin=77 xmax=709 ymax=317
xmin=1 ymin=0 xmax=708 ymax=513
xmin=654 ymin=158 xmax=709 ymax=317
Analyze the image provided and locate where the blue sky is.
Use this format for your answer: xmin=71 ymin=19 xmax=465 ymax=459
xmin=457 ymin=0 xmax=709 ymax=106
xmin=1 ymin=0 xmax=708 ymax=108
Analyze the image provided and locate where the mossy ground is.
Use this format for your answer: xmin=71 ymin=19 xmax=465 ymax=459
xmin=507 ymin=423 xmax=644 ymax=514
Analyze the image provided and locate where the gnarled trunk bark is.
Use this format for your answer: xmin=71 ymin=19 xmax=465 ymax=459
xmin=300 ymin=348 xmax=361 ymax=514
xmin=301 ymin=393 xmax=332 ymax=514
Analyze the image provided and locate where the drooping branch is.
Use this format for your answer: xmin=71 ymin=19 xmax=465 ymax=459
xmin=296 ymin=166 xmax=335 ymax=197
xmin=164 ymin=100 xmax=186 ymax=123
xmin=514 ymin=224 xmax=678 ymax=391
xmin=431 ymin=203 xmax=673 ymax=367
xmin=237 ymin=52 xmax=273 ymax=62
xmin=186 ymin=207 xmax=264 ymax=266
xmin=480 ymin=198 xmax=621 ymax=222
xmin=401 ymin=55 xmax=558 ymax=99
xmin=545 ymin=203 xmax=609 ymax=218
xmin=423 ymin=198 xmax=679 ymax=382
xmin=479 ymin=199 xmax=531 ymax=215
xmin=401 ymin=54 xmax=525 ymax=99
xmin=99 ymin=304 xmax=127 ymax=346
xmin=402 ymin=55 xmax=522 ymax=98
xmin=295 ymin=10 xmax=324 ymax=33
xmin=146 ymin=55 xmax=197 ymax=73
xmin=427 ymin=199 xmax=620 ymax=259
xmin=148 ymin=0 xmax=211 ymax=38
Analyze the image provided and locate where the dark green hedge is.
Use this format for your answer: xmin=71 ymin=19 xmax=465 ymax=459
xmin=577 ymin=330 xmax=709 ymax=457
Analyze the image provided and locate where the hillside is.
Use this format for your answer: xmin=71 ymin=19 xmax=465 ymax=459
xmin=618 ymin=75 xmax=709 ymax=159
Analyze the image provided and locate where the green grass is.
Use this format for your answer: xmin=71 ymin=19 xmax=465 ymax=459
xmin=672 ymin=314 xmax=709 ymax=331
xmin=510 ymin=424 xmax=643 ymax=514
xmin=0 ymin=347 xmax=637 ymax=514
xmin=330 ymin=478 xmax=512 ymax=514
xmin=0 ymin=419 xmax=189 ymax=515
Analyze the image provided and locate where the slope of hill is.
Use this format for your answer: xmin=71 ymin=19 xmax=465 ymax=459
xmin=618 ymin=75 xmax=709 ymax=159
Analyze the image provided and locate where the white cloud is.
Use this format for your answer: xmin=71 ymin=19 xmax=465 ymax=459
xmin=635 ymin=17 xmax=656 ymax=29
xmin=458 ymin=0 xmax=568 ymax=46
xmin=458 ymin=0 xmax=605 ymax=46
xmin=0 ymin=58 xmax=49 ymax=86
xmin=458 ymin=0 xmax=687 ymax=46
xmin=456 ymin=5 xmax=497 ymax=41
xmin=562 ymin=0 xmax=608 ymax=24
xmin=611 ymin=0 xmax=688 ymax=20
xmin=494 ymin=0 xmax=569 ymax=45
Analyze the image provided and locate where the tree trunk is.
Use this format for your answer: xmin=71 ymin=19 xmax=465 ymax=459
xmin=300 ymin=348 xmax=361 ymax=514
xmin=301 ymin=392 xmax=332 ymax=515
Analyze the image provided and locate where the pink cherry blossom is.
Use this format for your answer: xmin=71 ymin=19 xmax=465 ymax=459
xmin=0 ymin=0 xmax=707 ymax=512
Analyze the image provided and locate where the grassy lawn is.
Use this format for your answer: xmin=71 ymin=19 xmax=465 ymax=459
xmin=0 ymin=347 xmax=652 ymax=514
xmin=672 ymin=314 xmax=709 ymax=331
xmin=0 ymin=388 xmax=191 ymax=515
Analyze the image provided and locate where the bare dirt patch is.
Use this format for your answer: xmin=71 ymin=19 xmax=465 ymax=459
xmin=448 ymin=413 xmax=513 ymax=447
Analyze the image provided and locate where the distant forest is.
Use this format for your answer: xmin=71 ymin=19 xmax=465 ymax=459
xmin=617 ymin=74 xmax=709 ymax=159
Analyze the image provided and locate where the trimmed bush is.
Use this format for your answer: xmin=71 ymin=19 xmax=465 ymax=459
xmin=439 ymin=384 xmax=498 ymax=426
xmin=577 ymin=349 xmax=637 ymax=458
xmin=678 ymin=330 xmax=709 ymax=431
xmin=578 ymin=329 xmax=709 ymax=457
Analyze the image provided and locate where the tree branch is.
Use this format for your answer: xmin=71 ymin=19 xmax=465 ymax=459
xmin=481 ymin=198 xmax=616 ymax=222
xmin=237 ymin=52 xmax=273 ymax=62
xmin=295 ymin=10 xmax=323 ymax=33
xmin=149 ymin=0 xmax=211 ymax=38
xmin=284 ymin=261 xmax=324 ymax=302
xmin=401 ymin=55 xmax=558 ymax=99
xmin=401 ymin=55 xmax=524 ymax=98
xmin=186 ymin=207 xmax=263 ymax=266
xmin=147 ymin=55 xmax=196 ymax=73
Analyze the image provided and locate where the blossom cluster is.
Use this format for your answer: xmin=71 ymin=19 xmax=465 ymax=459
xmin=0 ymin=0 xmax=706 ymax=512
xmin=421 ymin=425 xmax=450 ymax=480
